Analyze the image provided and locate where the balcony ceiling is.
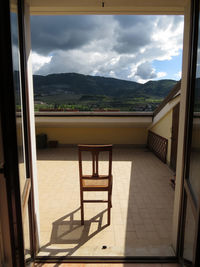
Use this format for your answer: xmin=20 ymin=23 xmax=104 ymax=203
xmin=30 ymin=0 xmax=187 ymax=15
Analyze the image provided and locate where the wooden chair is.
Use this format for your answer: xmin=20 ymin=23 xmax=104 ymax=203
xmin=78 ymin=145 xmax=113 ymax=225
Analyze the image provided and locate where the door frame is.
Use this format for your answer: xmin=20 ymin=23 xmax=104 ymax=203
xmin=178 ymin=0 xmax=200 ymax=265
xmin=0 ymin=0 xmax=25 ymax=265
xmin=2 ymin=0 xmax=200 ymax=265
xmin=0 ymin=117 xmax=13 ymax=267
xmin=17 ymin=0 xmax=39 ymax=258
xmin=0 ymin=0 xmax=38 ymax=265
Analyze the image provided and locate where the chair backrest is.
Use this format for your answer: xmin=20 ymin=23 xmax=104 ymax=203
xmin=78 ymin=145 xmax=112 ymax=178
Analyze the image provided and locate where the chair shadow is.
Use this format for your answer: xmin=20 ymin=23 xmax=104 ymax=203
xmin=39 ymin=207 xmax=109 ymax=256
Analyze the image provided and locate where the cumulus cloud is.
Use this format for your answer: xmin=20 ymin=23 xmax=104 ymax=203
xmin=113 ymin=16 xmax=153 ymax=54
xmin=135 ymin=62 xmax=157 ymax=80
xmin=12 ymin=45 xmax=20 ymax=71
xmin=132 ymin=62 xmax=167 ymax=83
xmin=174 ymin=71 xmax=182 ymax=79
xmin=30 ymin=15 xmax=116 ymax=55
xmin=157 ymin=72 xmax=167 ymax=78
xmin=11 ymin=13 xmax=19 ymax=47
xmin=30 ymin=15 xmax=184 ymax=82
xmin=31 ymin=52 xmax=52 ymax=73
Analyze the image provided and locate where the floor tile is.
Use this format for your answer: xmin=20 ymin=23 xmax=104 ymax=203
xmin=36 ymin=147 xmax=175 ymax=257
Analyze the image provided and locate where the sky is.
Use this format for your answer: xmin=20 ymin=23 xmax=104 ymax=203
xmin=30 ymin=15 xmax=184 ymax=83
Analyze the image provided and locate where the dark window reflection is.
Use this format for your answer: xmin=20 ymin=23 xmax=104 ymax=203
xmin=10 ymin=10 xmax=26 ymax=197
xmin=188 ymin=11 xmax=200 ymax=204
xmin=183 ymin=199 xmax=196 ymax=261
xmin=10 ymin=2 xmax=31 ymax=260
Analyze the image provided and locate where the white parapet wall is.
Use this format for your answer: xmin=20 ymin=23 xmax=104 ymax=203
xmin=35 ymin=113 xmax=153 ymax=145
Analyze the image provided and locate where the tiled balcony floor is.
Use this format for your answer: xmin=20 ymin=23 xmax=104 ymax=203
xmin=36 ymin=147 xmax=175 ymax=257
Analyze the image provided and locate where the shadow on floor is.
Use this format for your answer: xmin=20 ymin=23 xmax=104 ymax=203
xmin=39 ymin=207 xmax=109 ymax=256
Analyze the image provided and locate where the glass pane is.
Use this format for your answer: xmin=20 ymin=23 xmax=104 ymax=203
xmin=10 ymin=1 xmax=27 ymax=196
xmin=183 ymin=198 xmax=196 ymax=261
xmin=188 ymin=10 xmax=200 ymax=203
xmin=10 ymin=0 xmax=32 ymax=261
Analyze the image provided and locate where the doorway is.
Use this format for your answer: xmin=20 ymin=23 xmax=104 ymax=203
xmin=1 ymin=0 xmax=200 ymax=265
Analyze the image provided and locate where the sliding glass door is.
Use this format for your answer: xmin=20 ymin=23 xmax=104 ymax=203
xmin=0 ymin=0 xmax=37 ymax=265
xmin=181 ymin=0 xmax=200 ymax=266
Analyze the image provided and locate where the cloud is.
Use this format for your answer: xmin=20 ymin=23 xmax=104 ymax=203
xmin=30 ymin=15 xmax=116 ymax=55
xmin=12 ymin=45 xmax=20 ymax=71
xmin=35 ymin=49 xmax=115 ymax=76
xmin=31 ymin=52 xmax=52 ymax=73
xmin=174 ymin=71 xmax=182 ymax=79
xmin=113 ymin=16 xmax=154 ymax=54
xmin=10 ymin=13 xmax=18 ymax=47
xmin=133 ymin=62 xmax=166 ymax=83
xmin=135 ymin=62 xmax=157 ymax=80
xmin=157 ymin=72 xmax=167 ymax=78
xmin=30 ymin=15 xmax=184 ymax=82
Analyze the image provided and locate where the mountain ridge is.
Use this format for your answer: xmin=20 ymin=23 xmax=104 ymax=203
xmin=32 ymin=72 xmax=178 ymax=111
xmin=33 ymin=72 xmax=177 ymax=98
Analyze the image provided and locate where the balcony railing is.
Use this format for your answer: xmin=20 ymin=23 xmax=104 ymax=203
xmin=147 ymin=130 xmax=168 ymax=163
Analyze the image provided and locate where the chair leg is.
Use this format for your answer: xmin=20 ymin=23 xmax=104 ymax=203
xmin=110 ymin=183 xmax=113 ymax=208
xmin=108 ymin=191 xmax=111 ymax=225
xmin=80 ymin=191 xmax=84 ymax=225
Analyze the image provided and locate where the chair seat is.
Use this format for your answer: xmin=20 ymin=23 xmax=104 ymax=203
xmin=82 ymin=179 xmax=109 ymax=188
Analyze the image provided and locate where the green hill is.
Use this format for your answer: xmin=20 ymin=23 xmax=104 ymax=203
xmin=33 ymin=72 xmax=178 ymax=111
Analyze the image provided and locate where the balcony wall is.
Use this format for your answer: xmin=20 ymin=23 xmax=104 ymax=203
xmin=35 ymin=113 xmax=152 ymax=145
xmin=36 ymin=126 xmax=149 ymax=145
xmin=34 ymin=96 xmax=180 ymax=166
